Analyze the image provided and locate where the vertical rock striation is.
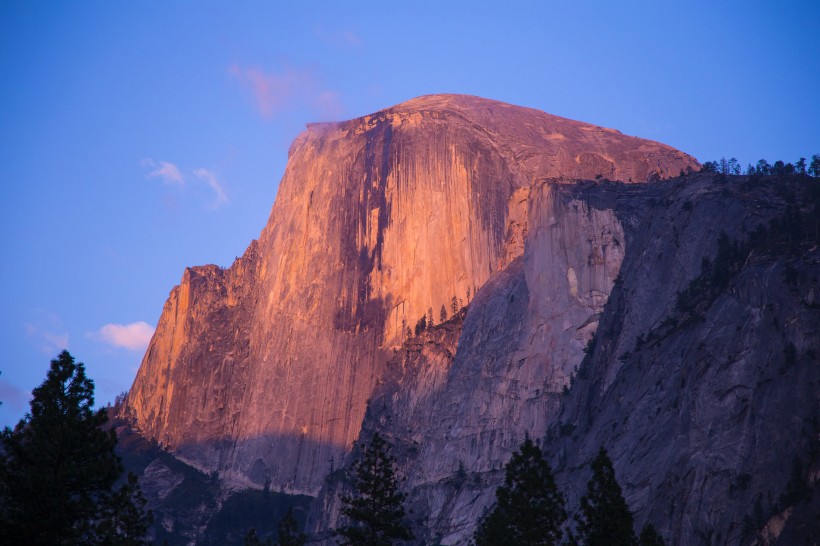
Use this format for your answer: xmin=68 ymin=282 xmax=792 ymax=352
xmin=124 ymin=94 xmax=698 ymax=495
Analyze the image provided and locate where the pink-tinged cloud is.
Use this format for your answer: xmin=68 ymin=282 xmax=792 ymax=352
xmin=96 ymin=322 xmax=155 ymax=351
xmin=228 ymin=63 xmax=344 ymax=120
xmin=193 ymin=168 xmax=229 ymax=210
xmin=24 ymin=309 xmax=69 ymax=355
xmin=142 ymin=159 xmax=185 ymax=185
xmin=0 ymin=377 xmax=30 ymax=416
xmin=341 ymin=30 xmax=362 ymax=47
xmin=313 ymin=90 xmax=344 ymax=120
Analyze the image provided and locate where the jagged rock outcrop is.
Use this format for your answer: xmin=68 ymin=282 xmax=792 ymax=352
xmin=309 ymin=174 xmax=820 ymax=545
xmin=123 ymin=94 xmax=698 ymax=495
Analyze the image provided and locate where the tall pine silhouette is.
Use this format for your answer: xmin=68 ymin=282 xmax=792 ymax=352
xmin=574 ymin=447 xmax=634 ymax=546
xmin=474 ymin=436 xmax=566 ymax=546
xmin=337 ymin=432 xmax=413 ymax=545
xmin=0 ymin=351 xmax=151 ymax=545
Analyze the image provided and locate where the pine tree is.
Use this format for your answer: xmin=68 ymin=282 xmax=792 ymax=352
xmin=637 ymin=523 xmax=666 ymax=546
xmin=451 ymin=295 xmax=458 ymax=317
xmin=277 ymin=507 xmax=306 ymax=546
xmin=574 ymin=447 xmax=635 ymax=546
xmin=474 ymin=436 xmax=566 ymax=546
xmin=428 ymin=307 xmax=434 ymax=327
xmin=95 ymin=472 xmax=153 ymax=545
xmin=440 ymin=305 xmax=448 ymax=323
xmin=0 ymin=351 xmax=152 ymax=545
xmin=337 ymin=432 xmax=413 ymax=545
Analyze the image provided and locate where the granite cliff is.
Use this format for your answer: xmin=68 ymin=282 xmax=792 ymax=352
xmin=123 ymin=94 xmax=696 ymax=495
xmin=307 ymin=174 xmax=820 ymax=545
xmin=122 ymin=94 xmax=818 ymax=544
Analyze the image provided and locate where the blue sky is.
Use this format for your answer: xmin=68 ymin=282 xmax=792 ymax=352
xmin=1 ymin=1 xmax=818 ymax=426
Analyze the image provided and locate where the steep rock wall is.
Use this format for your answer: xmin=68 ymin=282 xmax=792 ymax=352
xmin=124 ymin=94 xmax=699 ymax=494
xmin=308 ymin=179 xmax=629 ymax=543
xmin=310 ymin=174 xmax=820 ymax=545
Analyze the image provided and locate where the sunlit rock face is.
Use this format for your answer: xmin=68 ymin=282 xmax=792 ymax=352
xmin=307 ymin=179 xmax=630 ymax=542
xmin=123 ymin=94 xmax=699 ymax=495
xmin=309 ymin=174 xmax=820 ymax=546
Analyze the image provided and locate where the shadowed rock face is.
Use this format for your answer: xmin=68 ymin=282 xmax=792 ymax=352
xmin=123 ymin=94 xmax=699 ymax=495
xmin=308 ymin=175 xmax=820 ymax=546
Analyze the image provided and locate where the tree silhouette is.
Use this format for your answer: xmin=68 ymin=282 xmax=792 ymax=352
xmin=414 ymin=315 xmax=427 ymax=336
xmin=277 ymin=507 xmax=306 ymax=546
xmin=474 ymin=436 xmax=566 ymax=546
xmin=440 ymin=305 xmax=448 ymax=323
xmin=637 ymin=523 xmax=666 ymax=546
xmin=574 ymin=447 xmax=634 ymax=546
xmin=451 ymin=296 xmax=458 ymax=317
xmin=809 ymin=154 xmax=820 ymax=177
xmin=337 ymin=433 xmax=413 ymax=545
xmin=0 ymin=351 xmax=152 ymax=545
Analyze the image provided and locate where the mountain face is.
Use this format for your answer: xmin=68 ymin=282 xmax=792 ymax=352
xmin=307 ymin=174 xmax=820 ymax=545
xmin=123 ymin=94 xmax=819 ymax=544
xmin=123 ymin=94 xmax=697 ymax=496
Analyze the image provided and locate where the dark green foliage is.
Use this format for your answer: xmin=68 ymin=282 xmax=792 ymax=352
xmin=414 ymin=315 xmax=427 ymax=335
xmin=474 ymin=437 xmax=566 ymax=546
xmin=277 ymin=507 xmax=306 ymax=546
xmin=201 ymin=488 xmax=311 ymax=546
xmin=337 ymin=432 xmax=413 ymax=545
xmin=637 ymin=523 xmax=666 ymax=546
xmin=0 ymin=351 xmax=151 ymax=545
xmin=703 ymin=155 xmax=820 ymax=177
xmin=810 ymin=154 xmax=820 ymax=177
xmin=675 ymin=231 xmax=747 ymax=317
xmin=95 ymin=472 xmax=153 ymax=545
xmin=574 ymin=447 xmax=635 ymax=546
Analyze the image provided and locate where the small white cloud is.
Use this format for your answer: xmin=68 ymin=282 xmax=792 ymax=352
xmin=143 ymin=159 xmax=185 ymax=185
xmin=193 ymin=168 xmax=229 ymax=210
xmin=95 ymin=322 xmax=155 ymax=351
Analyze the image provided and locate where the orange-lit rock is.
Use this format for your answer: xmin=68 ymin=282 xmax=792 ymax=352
xmin=123 ymin=94 xmax=699 ymax=494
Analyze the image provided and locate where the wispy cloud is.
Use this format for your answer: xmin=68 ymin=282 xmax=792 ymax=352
xmin=228 ymin=63 xmax=344 ymax=120
xmin=142 ymin=158 xmax=185 ymax=185
xmin=142 ymin=160 xmax=229 ymax=210
xmin=193 ymin=168 xmax=229 ymax=210
xmin=93 ymin=321 xmax=155 ymax=351
xmin=24 ymin=310 xmax=69 ymax=355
